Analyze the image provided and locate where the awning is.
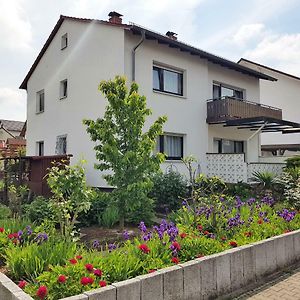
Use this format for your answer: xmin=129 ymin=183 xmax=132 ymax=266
xmin=224 ymin=117 xmax=300 ymax=133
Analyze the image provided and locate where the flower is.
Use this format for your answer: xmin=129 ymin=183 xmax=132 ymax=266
xmin=244 ymin=232 xmax=252 ymax=237
xmin=203 ymin=230 xmax=210 ymax=235
xmin=58 ymin=275 xmax=67 ymax=283
xmin=69 ymin=258 xmax=77 ymax=265
xmin=92 ymin=240 xmax=100 ymax=249
xmin=0 ymin=228 xmax=4 ymax=233
xmin=76 ymin=255 xmax=83 ymax=260
xmin=123 ymin=230 xmax=130 ymax=240
xmin=85 ymin=263 xmax=94 ymax=272
xmin=258 ymin=219 xmax=263 ymax=224
xmin=180 ymin=233 xmax=187 ymax=238
xmin=196 ymin=254 xmax=204 ymax=258
xmin=138 ymin=244 xmax=150 ymax=254
xmin=138 ymin=221 xmax=147 ymax=233
xmin=221 ymin=236 xmax=227 ymax=241
xmin=36 ymin=286 xmax=48 ymax=299
xmin=108 ymin=243 xmax=117 ymax=252
xmin=148 ymin=269 xmax=157 ymax=273
xmin=229 ymin=241 xmax=238 ymax=248
xmin=8 ymin=233 xmax=18 ymax=239
xmin=99 ymin=280 xmax=107 ymax=287
xmin=81 ymin=277 xmax=94 ymax=285
xmin=94 ymin=269 xmax=102 ymax=277
xmin=284 ymin=229 xmax=291 ymax=234
xmin=197 ymin=225 xmax=203 ymax=231
xmin=170 ymin=241 xmax=181 ymax=251
xmin=18 ymin=280 xmax=26 ymax=289
xmin=171 ymin=257 xmax=179 ymax=264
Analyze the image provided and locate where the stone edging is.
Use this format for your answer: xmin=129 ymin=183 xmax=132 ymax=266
xmin=1 ymin=229 xmax=300 ymax=300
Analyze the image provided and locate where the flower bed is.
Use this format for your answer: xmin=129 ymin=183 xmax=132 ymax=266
xmin=1 ymin=196 xmax=300 ymax=299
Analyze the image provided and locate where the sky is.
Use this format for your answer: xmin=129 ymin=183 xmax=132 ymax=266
xmin=1 ymin=0 xmax=300 ymax=121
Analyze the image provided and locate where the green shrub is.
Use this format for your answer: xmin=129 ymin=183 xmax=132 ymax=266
xmin=126 ymin=197 xmax=155 ymax=225
xmin=100 ymin=205 xmax=119 ymax=228
xmin=23 ymin=196 xmax=52 ymax=224
xmin=150 ymin=171 xmax=189 ymax=211
xmin=286 ymin=156 xmax=300 ymax=169
xmin=0 ymin=204 xmax=11 ymax=219
xmin=226 ymin=182 xmax=253 ymax=199
xmin=0 ymin=180 xmax=4 ymax=191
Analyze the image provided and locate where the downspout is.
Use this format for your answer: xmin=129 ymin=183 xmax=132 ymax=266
xmin=132 ymin=30 xmax=146 ymax=82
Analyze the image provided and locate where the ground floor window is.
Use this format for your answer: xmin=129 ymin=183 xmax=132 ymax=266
xmin=214 ymin=138 xmax=244 ymax=154
xmin=55 ymin=135 xmax=67 ymax=155
xmin=36 ymin=141 xmax=44 ymax=156
xmin=157 ymin=134 xmax=184 ymax=160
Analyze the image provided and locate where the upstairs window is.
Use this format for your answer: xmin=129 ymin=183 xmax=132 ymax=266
xmin=153 ymin=66 xmax=183 ymax=96
xmin=36 ymin=90 xmax=45 ymax=113
xmin=213 ymin=83 xmax=244 ymax=100
xmin=157 ymin=134 xmax=184 ymax=160
xmin=55 ymin=135 xmax=67 ymax=155
xmin=61 ymin=33 xmax=68 ymax=50
xmin=36 ymin=141 xmax=44 ymax=156
xmin=60 ymin=79 xmax=68 ymax=99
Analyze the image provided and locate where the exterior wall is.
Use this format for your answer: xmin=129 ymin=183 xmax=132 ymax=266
xmin=239 ymin=60 xmax=300 ymax=156
xmin=26 ymin=20 xmax=125 ymax=186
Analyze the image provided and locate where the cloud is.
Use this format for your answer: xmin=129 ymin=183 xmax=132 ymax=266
xmin=233 ymin=24 xmax=266 ymax=46
xmin=0 ymin=0 xmax=32 ymax=51
xmin=0 ymin=87 xmax=26 ymax=121
xmin=244 ymin=33 xmax=300 ymax=76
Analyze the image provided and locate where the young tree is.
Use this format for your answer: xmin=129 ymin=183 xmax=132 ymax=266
xmin=83 ymin=76 xmax=167 ymax=229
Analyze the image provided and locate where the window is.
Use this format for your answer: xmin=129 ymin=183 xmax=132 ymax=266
xmin=36 ymin=90 xmax=45 ymax=113
xmin=61 ymin=33 xmax=68 ymax=49
xmin=157 ymin=134 xmax=184 ymax=160
xmin=60 ymin=79 xmax=68 ymax=99
xmin=214 ymin=139 xmax=244 ymax=154
xmin=153 ymin=66 xmax=183 ymax=96
xmin=55 ymin=135 xmax=67 ymax=155
xmin=213 ymin=83 xmax=244 ymax=100
xmin=36 ymin=141 xmax=44 ymax=156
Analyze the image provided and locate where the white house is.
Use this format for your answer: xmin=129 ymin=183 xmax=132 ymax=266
xmin=238 ymin=58 xmax=300 ymax=157
xmin=20 ymin=12 xmax=299 ymax=187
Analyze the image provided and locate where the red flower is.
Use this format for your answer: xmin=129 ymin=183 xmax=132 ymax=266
xmin=0 ymin=228 xmax=4 ymax=233
xmin=244 ymin=232 xmax=252 ymax=237
xmin=197 ymin=225 xmax=203 ymax=231
xmin=69 ymin=258 xmax=77 ymax=265
xmin=76 ymin=255 xmax=83 ymax=260
xmin=229 ymin=241 xmax=238 ymax=248
xmin=221 ymin=236 xmax=227 ymax=241
xmin=171 ymin=241 xmax=181 ymax=251
xmin=81 ymin=277 xmax=94 ymax=286
xmin=18 ymin=280 xmax=26 ymax=289
xmin=36 ymin=286 xmax=48 ymax=299
xmin=94 ymin=269 xmax=102 ymax=277
xmin=203 ymin=230 xmax=210 ymax=235
xmin=99 ymin=280 xmax=107 ymax=287
xmin=138 ymin=244 xmax=150 ymax=254
xmin=171 ymin=257 xmax=180 ymax=264
xmin=180 ymin=233 xmax=187 ymax=238
xmin=148 ymin=269 xmax=157 ymax=273
xmin=196 ymin=254 xmax=204 ymax=258
xmin=8 ymin=233 xmax=14 ymax=239
xmin=258 ymin=219 xmax=263 ymax=224
xmin=284 ymin=229 xmax=291 ymax=233
xmin=85 ymin=263 xmax=94 ymax=272
xmin=57 ymin=275 xmax=67 ymax=283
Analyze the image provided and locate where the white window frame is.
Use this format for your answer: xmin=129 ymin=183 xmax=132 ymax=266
xmin=55 ymin=135 xmax=67 ymax=155
xmin=157 ymin=133 xmax=184 ymax=160
xmin=36 ymin=90 xmax=45 ymax=113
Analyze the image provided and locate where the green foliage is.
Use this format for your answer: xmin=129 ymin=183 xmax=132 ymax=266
xmin=251 ymin=171 xmax=277 ymax=190
xmin=150 ymin=170 xmax=189 ymax=211
xmin=286 ymin=155 xmax=300 ymax=169
xmin=0 ymin=204 xmax=11 ymax=219
xmin=23 ymin=196 xmax=52 ymax=224
xmin=100 ymin=205 xmax=119 ymax=228
xmin=47 ymin=161 xmax=94 ymax=237
xmin=0 ymin=179 xmax=4 ymax=191
xmin=84 ymin=76 xmax=167 ymax=228
xmin=226 ymin=182 xmax=253 ymax=199
xmin=8 ymin=184 xmax=29 ymax=217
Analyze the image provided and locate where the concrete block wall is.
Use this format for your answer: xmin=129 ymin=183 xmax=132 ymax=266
xmin=1 ymin=229 xmax=300 ymax=300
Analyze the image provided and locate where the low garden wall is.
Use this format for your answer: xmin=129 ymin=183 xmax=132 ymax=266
xmin=1 ymin=229 xmax=300 ymax=300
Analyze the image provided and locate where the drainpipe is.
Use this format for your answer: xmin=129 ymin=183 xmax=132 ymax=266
xmin=246 ymin=121 xmax=268 ymax=162
xmin=132 ymin=30 xmax=146 ymax=82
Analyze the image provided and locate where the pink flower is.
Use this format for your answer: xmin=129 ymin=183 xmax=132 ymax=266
xmin=18 ymin=280 xmax=26 ymax=289
xmin=76 ymin=255 xmax=83 ymax=260
xmin=171 ymin=257 xmax=179 ymax=264
xmin=69 ymin=258 xmax=77 ymax=265
xmin=94 ymin=269 xmax=102 ymax=277
xmin=58 ymin=275 xmax=67 ymax=283
xmin=81 ymin=277 xmax=94 ymax=286
xmin=99 ymin=280 xmax=107 ymax=287
xmin=36 ymin=286 xmax=48 ymax=299
xmin=138 ymin=244 xmax=150 ymax=254
xmin=0 ymin=228 xmax=4 ymax=233
xmin=85 ymin=263 xmax=94 ymax=272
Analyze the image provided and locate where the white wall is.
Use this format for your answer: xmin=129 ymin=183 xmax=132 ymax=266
xmin=239 ymin=60 xmax=300 ymax=155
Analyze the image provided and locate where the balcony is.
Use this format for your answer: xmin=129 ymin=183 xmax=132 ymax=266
xmin=206 ymin=97 xmax=282 ymax=124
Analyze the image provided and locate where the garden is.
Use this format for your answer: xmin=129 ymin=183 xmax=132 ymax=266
xmin=0 ymin=77 xmax=300 ymax=300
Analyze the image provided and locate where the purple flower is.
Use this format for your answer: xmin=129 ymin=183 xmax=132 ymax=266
xmin=92 ymin=240 xmax=100 ymax=249
xmin=138 ymin=221 xmax=147 ymax=233
xmin=142 ymin=232 xmax=152 ymax=241
xmin=108 ymin=243 xmax=117 ymax=252
xmin=26 ymin=225 xmax=33 ymax=235
xmin=123 ymin=230 xmax=130 ymax=240
xmin=34 ymin=232 xmax=48 ymax=245
xmin=277 ymin=209 xmax=296 ymax=222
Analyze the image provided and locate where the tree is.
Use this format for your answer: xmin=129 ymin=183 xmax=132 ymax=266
xmin=83 ymin=76 xmax=167 ymax=229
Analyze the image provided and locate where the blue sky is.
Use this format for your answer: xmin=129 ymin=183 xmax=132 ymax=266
xmin=1 ymin=0 xmax=300 ymax=121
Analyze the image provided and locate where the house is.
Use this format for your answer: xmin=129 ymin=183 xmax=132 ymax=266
xmin=238 ymin=58 xmax=300 ymax=157
xmin=19 ymin=12 xmax=300 ymax=186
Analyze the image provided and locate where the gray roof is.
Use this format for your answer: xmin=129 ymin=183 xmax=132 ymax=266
xmin=0 ymin=119 xmax=25 ymax=132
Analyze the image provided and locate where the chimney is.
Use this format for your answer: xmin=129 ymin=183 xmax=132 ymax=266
xmin=108 ymin=11 xmax=123 ymax=24
xmin=166 ymin=31 xmax=178 ymax=40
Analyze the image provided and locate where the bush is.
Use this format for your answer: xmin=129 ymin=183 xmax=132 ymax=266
xmin=150 ymin=171 xmax=188 ymax=212
xmin=226 ymin=182 xmax=253 ymax=199
xmin=0 ymin=204 xmax=11 ymax=219
xmin=100 ymin=205 xmax=119 ymax=228
xmin=23 ymin=196 xmax=52 ymax=224
xmin=286 ymin=156 xmax=300 ymax=169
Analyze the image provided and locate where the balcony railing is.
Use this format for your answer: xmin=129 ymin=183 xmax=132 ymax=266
xmin=206 ymin=97 xmax=282 ymax=124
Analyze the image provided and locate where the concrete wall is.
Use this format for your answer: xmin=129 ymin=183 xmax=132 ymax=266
xmin=2 ymin=230 xmax=300 ymax=300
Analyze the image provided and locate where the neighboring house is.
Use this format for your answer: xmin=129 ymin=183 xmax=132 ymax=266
xmin=0 ymin=119 xmax=25 ymax=147
xmin=19 ymin=12 xmax=300 ymax=186
xmin=238 ymin=58 xmax=300 ymax=157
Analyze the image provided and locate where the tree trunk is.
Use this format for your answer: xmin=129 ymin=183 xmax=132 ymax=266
xmin=119 ymin=215 xmax=125 ymax=231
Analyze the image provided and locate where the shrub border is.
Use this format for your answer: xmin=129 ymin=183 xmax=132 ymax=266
xmin=1 ymin=229 xmax=300 ymax=300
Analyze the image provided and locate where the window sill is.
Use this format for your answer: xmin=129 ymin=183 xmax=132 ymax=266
xmin=153 ymin=90 xmax=186 ymax=99
xmin=61 ymin=46 xmax=67 ymax=50
xmin=60 ymin=96 xmax=67 ymax=100
xmin=164 ymin=159 xmax=183 ymax=163
xmin=36 ymin=111 xmax=44 ymax=115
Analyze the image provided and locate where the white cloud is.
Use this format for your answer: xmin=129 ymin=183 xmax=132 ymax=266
xmin=233 ymin=24 xmax=265 ymax=46
xmin=0 ymin=0 xmax=32 ymax=51
xmin=0 ymin=87 xmax=26 ymax=121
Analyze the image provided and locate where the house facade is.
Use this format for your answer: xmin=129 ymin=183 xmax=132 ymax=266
xmin=0 ymin=120 xmax=25 ymax=152
xmin=238 ymin=58 xmax=300 ymax=157
xmin=20 ymin=12 xmax=297 ymax=187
